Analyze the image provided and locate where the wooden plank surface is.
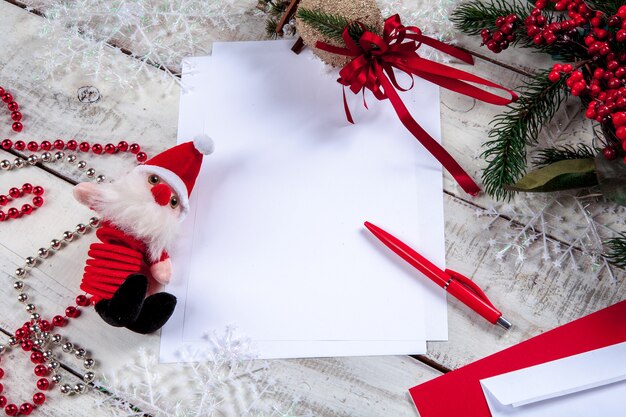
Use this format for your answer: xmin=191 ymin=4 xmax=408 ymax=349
xmin=0 ymin=0 xmax=624 ymax=416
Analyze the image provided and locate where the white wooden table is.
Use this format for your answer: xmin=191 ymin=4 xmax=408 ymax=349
xmin=0 ymin=1 xmax=624 ymax=416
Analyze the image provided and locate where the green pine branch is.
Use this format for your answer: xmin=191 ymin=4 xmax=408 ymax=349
xmin=295 ymin=8 xmax=378 ymax=46
xmin=587 ymin=1 xmax=624 ymax=15
xmin=606 ymin=233 xmax=626 ymax=268
xmin=482 ymin=70 xmax=570 ymax=200
xmin=532 ymin=144 xmax=597 ymax=168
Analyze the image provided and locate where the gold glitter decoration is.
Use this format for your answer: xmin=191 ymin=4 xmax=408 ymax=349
xmin=295 ymin=0 xmax=383 ymax=67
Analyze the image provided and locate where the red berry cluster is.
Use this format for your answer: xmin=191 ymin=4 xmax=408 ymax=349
xmin=527 ymin=0 xmax=590 ymax=46
xmin=543 ymin=4 xmax=626 ymax=162
xmin=0 ymin=139 xmax=148 ymax=163
xmin=0 ymin=184 xmax=45 ymax=222
xmin=480 ymin=14 xmax=518 ymax=53
xmin=0 ymin=86 xmax=23 ymax=133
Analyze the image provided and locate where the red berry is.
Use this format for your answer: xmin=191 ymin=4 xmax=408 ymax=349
xmin=618 ymin=6 xmax=626 ymax=19
xmin=617 ymin=30 xmax=626 ymax=42
xmin=603 ymin=147 xmax=617 ymax=160
xmin=562 ymin=64 xmax=573 ymax=73
xmin=548 ymin=71 xmax=561 ymax=82
xmin=495 ymin=16 xmax=505 ymax=27
xmin=617 ymin=126 xmax=626 ymax=140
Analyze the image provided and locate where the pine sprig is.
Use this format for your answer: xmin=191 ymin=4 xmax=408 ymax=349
xmin=532 ymin=144 xmax=596 ymax=168
xmin=587 ymin=1 xmax=624 ymax=16
xmin=296 ymin=8 xmax=378 ymax=45
xmin=482 ymin=70 xmax=570 ymax=200
xmin=606 ymin=233 xmax=626 ymax=268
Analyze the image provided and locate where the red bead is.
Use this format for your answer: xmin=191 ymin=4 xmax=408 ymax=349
xmin=617 ymin=126 xmax=626 ymax=140
xmin=21 ymin=204 xmax=33 ymax=215
xmin=10 ymin=111 xmax=21 ymax=122
xmin=7 ymin=102 xmax=18 ymax=112
xmin=0 ymin=369 xmax=4 ymax=379
xmin=7 ymin=208 xmax=19 ymax=219
xmin=4 ymin=404 xmax=17 ymax=416
xmin=2 ymin=94 xmax=13 ymax=103
xmin=14 ymin=328 xmax=26 ymax=339
xmin=67 ymin=139 xmax=78 ymax=150
xmin=33 ymin=365 xmax=48 ymax=377
xmin=0 ymin=397 xmax=5 ymax=408
xmin=32 ymin=393 xmax=45 ymax=406
xmin=0 ymin=196 xmax=6 ymax=206
xmin=52 ymin=315 xmax=66 ymax=327
xmin=14 ymin=140 xmax=25 ymax=150
xmin=8 ymin=188 xmax=21 ymax=198
xmin=129 ymin=143 xmax=140 ymax=154
xmin=40 ymin=141 xmax=52 ymax=151
xmin=65 ymin=306 xmax=80 ymax=318
xmin=19 ymin=403 xmax=33 ymax=415
xmin=105 ymin=143 xmax=116 ymax=154
xmin=36 ymin=378 xmax=49 ymax=391
xmin=53 ymin=139 xmax=64 ymax=150
xmin=79 ymin=142 xmax=90 ymax=152
xmin=0 ymin=211 xmax=4 ymax=222
xmin=136 ymin=152 xmax=147 ymax=163
xmin=39 ymin=320 xmax=51 ymax=331
xmin=0 ymin=87 xmax=4 ymax=95
xmin=26 ymin=141 xmax=38 ymax=152
xmin=118 ymin=141 xmax=129 ymax=151
xmin=0 ymin=384 xmax=3 ymax=394
xmin=32 ymin=186 xmax=44 ymax=196
xmin=21 ymin=183 xmax=33 ymax=193
xmin=11 ymin=122 xmax=23 ymax=133
xmin=0 ymin=139 xmax=11 ymax=150
xmin=30 ymin=351 xmax=44 ymax=364
xmin=92 ymin=143 xmax=103 ymax=154
xmin=32 ymin=197 xmax=43 ymax=207
xmin=76 ymin=295 xmax=89 ymax=306
xmin=21 ymin=340 xmax=33 ymax=351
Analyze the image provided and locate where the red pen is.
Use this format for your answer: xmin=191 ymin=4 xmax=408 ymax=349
xmin=364 ymin=221 xmax=512 ymax=330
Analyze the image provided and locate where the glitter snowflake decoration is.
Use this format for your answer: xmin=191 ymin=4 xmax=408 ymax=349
xmin=23 ymin=0 xmax=259 ymax=87
xmin=97 ymin=326 xmax=310 ymax=417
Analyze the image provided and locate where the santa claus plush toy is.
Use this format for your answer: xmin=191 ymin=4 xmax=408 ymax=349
xmin=73 ymin=136 xmax=214 ymax=334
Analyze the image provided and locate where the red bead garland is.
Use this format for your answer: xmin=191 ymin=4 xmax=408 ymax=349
xmin=0 ymin=87 xmax=24 ymax=133
xmin=1 ymin=139 xmax=145 ymax=163
xmin=0 ymin=184 xmax=44 ymax=222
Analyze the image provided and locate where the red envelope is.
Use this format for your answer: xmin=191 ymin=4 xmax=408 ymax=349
xmin=410 ymin=300 xmax=626 ymax=417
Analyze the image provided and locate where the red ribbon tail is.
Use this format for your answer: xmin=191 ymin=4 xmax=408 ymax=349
xmin=375 ymin=65 xmax=480 ymax=197
xmin=342 ymin=86 xmax=355 ymax=124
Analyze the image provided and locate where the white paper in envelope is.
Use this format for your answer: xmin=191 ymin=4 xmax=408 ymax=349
xmin=480 ymin=342 xmax=626 ymax=417
xmin=161 ymin=40 xmax=447 ymax=360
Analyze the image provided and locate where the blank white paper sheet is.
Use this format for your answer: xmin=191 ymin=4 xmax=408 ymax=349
xmin=160 ymin=40 xmax=447 ymax=361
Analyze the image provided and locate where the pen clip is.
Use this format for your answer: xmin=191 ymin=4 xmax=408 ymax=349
xmin=444 ymin=269 xmax=496 ymax=310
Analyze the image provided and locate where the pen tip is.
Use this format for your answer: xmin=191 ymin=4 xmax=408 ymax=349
xmin=496 ymin=316 xmax=512 ymax=330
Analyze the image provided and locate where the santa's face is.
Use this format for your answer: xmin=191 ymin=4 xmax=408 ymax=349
xmin=80 ymin=169 xmax=183 ymax=262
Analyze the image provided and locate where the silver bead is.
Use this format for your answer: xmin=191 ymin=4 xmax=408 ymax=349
xmin=75 ymin=348 xmax=86 ymax=359
xmin=83 ymin=358 xmax=95 ymax=369
xmin=25 ymin=256 xmax=36 ymax=267
xmin=42 ymin=350 xmax=53 ymax=360
xmin=13 ymin=281 xmax=24 ymax=291
xmin=66 ymin=154 xmax=77 ymax=164
xmin=54 ymin=151 xmax=65 ymax=161
xmin=27 ymin=154 xmax=38 ymax=165
xmin=0 ymin=160 xmax=10 ymax=170
xmin=89 ymin=217 xmax=100 ymax=227
xmin=37 ymin=248 xmax=49 ymax=258
xmin=41 ymin=152 xmax=52 ymax=162
xmin=41 ymin=331 xmax=50 ymax=340
xmin=8 ymin=337 xmax=18 ymax=346
xmin=52 ymin=374 xmax=63 ymax=383
xmin=62 ymin=231 xmax=74 ymax=241
xmin=52 ymin=334 xmax=62 ymax=344
xmin=25 ymin=303 xmax=36 ymax=313
xmin=62 ymin=342 xmax=73 ymax=353
xmin=86 ymin=168 xmax=96 ymax=178
xmin=0 ymin=345 xmax=6 ymax=354
xmin=74 ymin=383 xmax=86 ymax=394
xmin=50 ymin=239 xmax=62 ymax=250
xmin=33 ymin=339 xmax=44 ymax=348
xmin=31 ymin=324 xmax=41 ymax=333
xmin=13 ymin=158 xmax=25 ymax=168
xmin=30 ymin=313 xmax=40 ymax=321
xmin=77 ymin=160 xmax=87 ymax=170
xmin=83 ymin=372 xmax=95 ymax=383
xmin=17 ymin=293 xmax=28 ymax=303
xmin=15 ymin=267 xmax=25 ymax=276
xmin=95 ymin=174 xmax=106 ymax=183
xmin=60 ymin=384 xmax=72 ymax=394
xmin=76 ymin=223 xmax=87 ymax=234
xmin=48 ymin=360 xmax=60 ymax=370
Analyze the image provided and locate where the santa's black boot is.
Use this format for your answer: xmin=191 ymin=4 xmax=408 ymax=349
xmin=126 ymin=292 xmax=177 ymax=334
xmin=95 ymin=274 xmax=148 ymax=328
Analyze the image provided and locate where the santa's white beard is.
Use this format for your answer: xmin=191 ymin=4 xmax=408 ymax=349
xmin=89 ymin=169 xmax=181 ymax=262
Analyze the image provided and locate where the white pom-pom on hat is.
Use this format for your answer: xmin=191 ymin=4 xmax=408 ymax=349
xmin=193 ymin=134 xmax=214 ymax=155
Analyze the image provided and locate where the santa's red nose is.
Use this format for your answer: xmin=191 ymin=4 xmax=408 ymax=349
xmin=151 ymin=183 xmax=171 ymax=206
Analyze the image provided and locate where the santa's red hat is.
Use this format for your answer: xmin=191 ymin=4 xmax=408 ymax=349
xmin=134 ymin=135 xmax=214 ymax=218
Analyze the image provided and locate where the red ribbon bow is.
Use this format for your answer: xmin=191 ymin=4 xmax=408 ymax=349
xmin=316 ymin=15 xmax=518 ymax=196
